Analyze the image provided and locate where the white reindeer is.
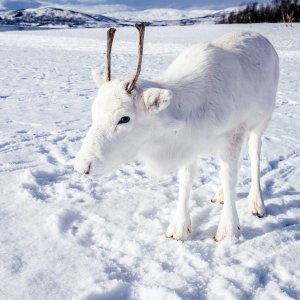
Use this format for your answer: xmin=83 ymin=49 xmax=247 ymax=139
xmin=75 ymin=24 xmax=279 ymax=241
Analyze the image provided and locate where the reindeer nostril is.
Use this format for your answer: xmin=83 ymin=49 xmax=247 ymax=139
xmin=84 ymin=163 xmax=91 ymax=175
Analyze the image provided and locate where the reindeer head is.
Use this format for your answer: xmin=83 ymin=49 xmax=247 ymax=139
xmin=74 ymin=24 xmax=173 ymax=177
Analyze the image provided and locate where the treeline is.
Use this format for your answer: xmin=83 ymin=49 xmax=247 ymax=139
xmin=218 ymin=0 xmax=300 ymax=24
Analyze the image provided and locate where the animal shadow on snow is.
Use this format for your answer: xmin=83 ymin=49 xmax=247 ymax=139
xmin=190 ymin=186 xmax=299 ymax=242
xmin=242 ymin=188 xmax=300 ymax=241
xmin=85 ymin=283 xmax=131 ymax=300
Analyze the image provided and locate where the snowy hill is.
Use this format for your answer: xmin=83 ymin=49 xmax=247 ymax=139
xmin=0 ymin=7 xmax=118 ymax=28
xmin=107 ymin=7 xmax=235 ymax=23
xmin=0 ymin=6 xmax=231 ymax=29
xmin=0 ymin=23 xmax=299 ymax=299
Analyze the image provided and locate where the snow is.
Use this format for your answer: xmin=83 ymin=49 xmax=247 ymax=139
xmin=0 ymin=23 xmax=300 ymax=299
xmin=105 ymin=8 xmax=217 ymax=22
xmin=0 ymin=0 xmax=264 ymax=12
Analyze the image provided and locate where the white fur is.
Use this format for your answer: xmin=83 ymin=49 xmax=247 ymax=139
xmin=75 ymin=31 xmax=279 ymax=241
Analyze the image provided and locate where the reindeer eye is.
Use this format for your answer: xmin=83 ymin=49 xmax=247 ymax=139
xmin=117 ymin=116 xmax=130 ymax=125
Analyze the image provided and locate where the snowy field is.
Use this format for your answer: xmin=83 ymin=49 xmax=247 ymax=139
xmin=0 ymin=24 xmax=299 ymax=299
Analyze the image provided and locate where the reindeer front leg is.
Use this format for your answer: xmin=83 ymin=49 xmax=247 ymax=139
xmin=214 ymin=158 xmax=240 ymax=241
xmin=214 ymin=130 xmax=245 ymax=241
xmin=166 ymin=160 xmax=196 ymax=241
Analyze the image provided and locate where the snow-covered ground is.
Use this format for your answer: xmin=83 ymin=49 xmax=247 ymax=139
xmin=0 ymin=24 xmax=299 ymax=299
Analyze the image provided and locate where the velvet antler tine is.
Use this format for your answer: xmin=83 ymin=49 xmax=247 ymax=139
xmin=127 ymin=23 xmax=145 ymax=93
xmin=106 ymin=28 xmax=116 ymax=82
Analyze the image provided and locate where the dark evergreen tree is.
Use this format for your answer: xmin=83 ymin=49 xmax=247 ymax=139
xmin=217 ymin=0 xmax=300 ymax=24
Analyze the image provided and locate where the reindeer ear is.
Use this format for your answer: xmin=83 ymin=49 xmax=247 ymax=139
xmin=91 ymin=69 xmax=105 ymax=88
xmin=142 ymin=88 xmax=172 ymax=114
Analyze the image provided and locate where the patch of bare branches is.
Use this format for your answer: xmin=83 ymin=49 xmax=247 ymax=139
xmin=217 ymin=0 xmax=299 ymax=25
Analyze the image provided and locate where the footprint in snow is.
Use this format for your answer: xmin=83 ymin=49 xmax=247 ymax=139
xmin=50 ymin=209 xmax=106 ymax=248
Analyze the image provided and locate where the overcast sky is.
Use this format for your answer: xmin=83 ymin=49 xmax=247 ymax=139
xmin=0 ymin=0 xmax=266 ymax=11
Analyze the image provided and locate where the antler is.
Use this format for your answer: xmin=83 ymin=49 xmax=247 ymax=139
xmin=105 ymin=28 xmax=116 ymax=82
xmin=126 ymin=23 xmax=146 ymax=93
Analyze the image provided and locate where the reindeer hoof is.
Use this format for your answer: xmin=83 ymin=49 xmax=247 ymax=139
xmin=211 ymin=199 xmax=224 ymax=204
xmin=166 ymin=214 xmax=192 ymax=241
xmin=248 ymin=191 xmax=265 ymax=218
xmin=252 ymin=212 xmax=265 ymax=218
xmin=211 ymin=188 xmax=224 ymax=204
xmin=214 ymin=224 xmax=240 ymax=241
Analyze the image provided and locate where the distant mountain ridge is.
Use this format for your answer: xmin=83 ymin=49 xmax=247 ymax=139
xmin=0 ymin=6 xmax=231 ymax=29
xmin=0 ymin=7 xmax=119 ymax=28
